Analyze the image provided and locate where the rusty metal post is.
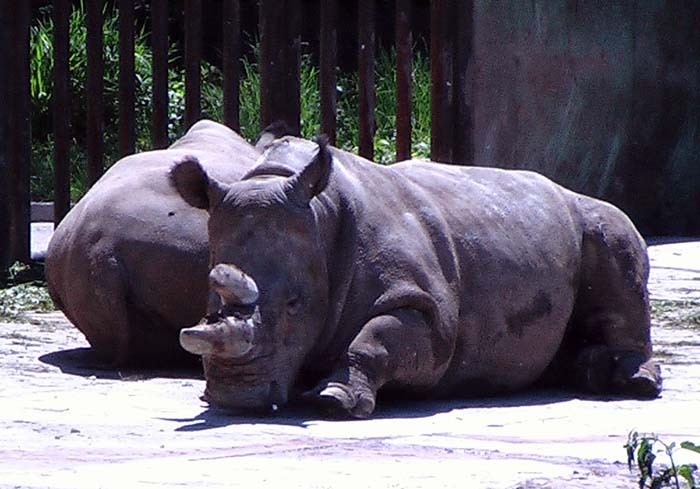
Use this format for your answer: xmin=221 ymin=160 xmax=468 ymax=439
xmin=430 ymin=0 xmax=453 ymax=163
xmin=320 ymin=0 xmax=338 ymax=144
xmin=259 ymin=0 xmax=301 ymax=134
xmin=223 ymin=0 xmax=241 ymax=131
xmin=151 ymin=0 xmax=169 ymax=148
xmin=86 ymin=0 xmax=105 ymax=186
xmin=184 ymin=0 xmax=202 ymax=129
xmin=358 ymin=0 xmax=376 ymax=160
xmin=119 ymin=0 xmax=136 ymax=157
xmin=452 ymin=0 xmax=473 ymax=165
xmin=8 ymin=0 xmax=31 ymax=263
xmin=0 ymin=0 xmax=11 ymax=270
xmin=53 ymin=0 xmax=71 ymax=224
xmin=395 ymin=0 xmax=412 ymax=162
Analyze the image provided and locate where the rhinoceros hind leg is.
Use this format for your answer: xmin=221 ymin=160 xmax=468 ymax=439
xmin=574 ymin=345 xmax=662 ymax=398
xmin=568 ymin=207 xmax=661 ymax=398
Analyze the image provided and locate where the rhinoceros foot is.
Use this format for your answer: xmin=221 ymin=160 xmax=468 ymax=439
xmin=612 ymin=357 xmax=662 ymax=399
xmin=304 ymin=381 xmax=376 ymax=419
xmin=574 ymin=346 xmax=662 ymax=399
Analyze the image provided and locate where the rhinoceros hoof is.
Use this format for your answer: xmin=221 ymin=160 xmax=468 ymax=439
xmin=309 ymin=382 xmax=376 ymax=419
xmin=616 ymin=361 xmax=662 ymax=399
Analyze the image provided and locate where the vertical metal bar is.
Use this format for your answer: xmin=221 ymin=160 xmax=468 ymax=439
xmin=358 ymin=0 xmax=376 ymax=160
xmin=452 ymin=0 xmax=473 ymax=165
xmin=395 ymin=0 xmax=412 ymax=161
xmin=8 ymin=0 xmax=31 ymax=263
xmin=86 ymin=0 xmax=105 ymax=186
xmin=184 ymin=0 xmax=202 ymax=130
xmin=53 ymin=0 xmax=71 ymax=224
xmin=223 ymin=0 xmax=241 ymax=131
xmin=118 ymin=0 xmax=136 ymax=157
xmin=151 ymin=0 xmax=168 ymax=149
xmin=259 ymin=0 xmax=301 ymax=134
xmin=319 ymin=0 xmax=338 ymax=144
xmin=430 ymin=0 xmax=453 ymax=163
xmin=0 ymin=0 xmax=12 ymax=270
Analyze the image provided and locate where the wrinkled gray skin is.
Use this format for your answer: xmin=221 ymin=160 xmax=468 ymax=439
xmin=46 ymin=120 xmax=261 ymax=366
xmin=172 ymin=135 xmax=662 ymax=418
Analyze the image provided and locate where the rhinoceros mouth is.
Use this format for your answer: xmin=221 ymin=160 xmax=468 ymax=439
xmin=201 ymin=356 xmax=287 ymax=410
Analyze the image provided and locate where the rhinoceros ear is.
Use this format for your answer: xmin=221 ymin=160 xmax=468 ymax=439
xmin=170 ymin=155 xmax=227 ymax=210
xmin=285 ymin=135 xmax=332 ymax=206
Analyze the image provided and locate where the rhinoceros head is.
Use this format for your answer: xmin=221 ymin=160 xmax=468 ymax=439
xmin=170 ymin=139 xmax=332 ymax=411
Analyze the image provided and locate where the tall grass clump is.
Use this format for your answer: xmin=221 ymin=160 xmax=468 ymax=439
xmin=30 ymin=2 xmax=154 ymax=200
xmin=336 ymin=49 xmax=431 ymax=164
xmin=165 ymin=47 xmax=431 ymax=164
xmin=29 ymin=3 xmax=432 ymax=201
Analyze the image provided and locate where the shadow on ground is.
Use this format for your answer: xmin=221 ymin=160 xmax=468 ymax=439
xmin=158 ymin=388 xmax=586 ymax=433
xmin=39 ymin=347 xmax=203 ymax=380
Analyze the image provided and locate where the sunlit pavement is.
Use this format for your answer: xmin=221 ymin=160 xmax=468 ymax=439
xmin=2 ymin=236 xmax=698 ymax=489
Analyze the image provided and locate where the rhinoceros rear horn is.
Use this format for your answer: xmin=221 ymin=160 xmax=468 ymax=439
xmin=209 ymin=264 xmax=259 ymax=306
xmin=285 ymin=135 xmax=332 ymax=205
xmin=170 ymin=155 xmax=227 ymax=211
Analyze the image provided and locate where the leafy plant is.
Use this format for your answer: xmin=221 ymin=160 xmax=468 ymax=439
xmin=625 ymin=431 xmax=700 ymax=488
xmin=0 ymin=263 xmax=54 ymax=319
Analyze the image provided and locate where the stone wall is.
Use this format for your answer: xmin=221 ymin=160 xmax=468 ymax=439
xmin=472 ymin=1 xmax=700 ymax=235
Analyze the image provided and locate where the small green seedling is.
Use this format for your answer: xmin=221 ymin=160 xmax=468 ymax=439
xmin=625 ymin=431 xmax=700 ymax=488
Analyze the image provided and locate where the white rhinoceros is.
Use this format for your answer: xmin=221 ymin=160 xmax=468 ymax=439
xmin=172 ymin=134 xmax=661 ymax=418
xmin=46 ymin=120 xmax=261 ymax=365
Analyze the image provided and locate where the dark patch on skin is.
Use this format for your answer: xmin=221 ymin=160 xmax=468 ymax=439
xmin=507 ymin=291 xmax=553 ymax=337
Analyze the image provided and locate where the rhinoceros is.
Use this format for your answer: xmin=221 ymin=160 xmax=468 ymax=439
xmin=171 ymin=134 xmax=662 ymax=418
xmin=46 ymin=120 xmax=262 ymax=366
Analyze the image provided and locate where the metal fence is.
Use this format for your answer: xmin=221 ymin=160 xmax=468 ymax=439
xmin=0 ymin=0 xmax=473 ymax=270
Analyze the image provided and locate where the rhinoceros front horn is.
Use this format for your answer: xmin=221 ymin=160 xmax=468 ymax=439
xmin=180 ymin=316 xmax=255 ymax=357
xmin=208 ymin=263 xmax=259 ymax=306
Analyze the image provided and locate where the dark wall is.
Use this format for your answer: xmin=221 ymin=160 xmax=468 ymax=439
xmin=472 ymin=1 xmax=700 ymax=235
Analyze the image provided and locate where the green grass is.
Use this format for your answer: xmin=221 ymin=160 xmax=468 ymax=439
xmin=651 ymin=299 xmax=700 ymax=330
xmin=30 ymin=2 xmax=156 ymax=200
xmin=29 ymin=3 xmax=433 ymax=201
xmin=198 ymin=49 xmax=432 ymax=164
xmin=0 ymin=263 xmax=54 ymax=320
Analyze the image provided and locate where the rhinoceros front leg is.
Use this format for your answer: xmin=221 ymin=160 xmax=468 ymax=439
xmin=305 ymin=308 xmax=451 ymax=418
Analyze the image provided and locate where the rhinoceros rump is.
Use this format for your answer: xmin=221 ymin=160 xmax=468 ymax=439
xmin=173 ymin=135 xmax=662 ymax=418
xmin=46 ymin=120 xmax=261 ymax=366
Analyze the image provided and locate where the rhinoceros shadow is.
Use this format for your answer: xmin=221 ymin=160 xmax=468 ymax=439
xmin=38 ymin=347 xmax=203 ymax=380
xmin=167 ymin=388 xmax=581 ymax=431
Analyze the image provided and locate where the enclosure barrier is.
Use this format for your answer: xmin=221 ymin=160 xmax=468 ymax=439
xmin=0 ymin=0 xmax=473 ymax=271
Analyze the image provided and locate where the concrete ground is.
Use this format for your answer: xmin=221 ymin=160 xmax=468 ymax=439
xmin=1 ymin=240 xmax=699 ymax=488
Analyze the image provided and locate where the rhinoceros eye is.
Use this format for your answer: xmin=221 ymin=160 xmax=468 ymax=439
xmin=286 ymin=294 xmax=303 ymax=316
